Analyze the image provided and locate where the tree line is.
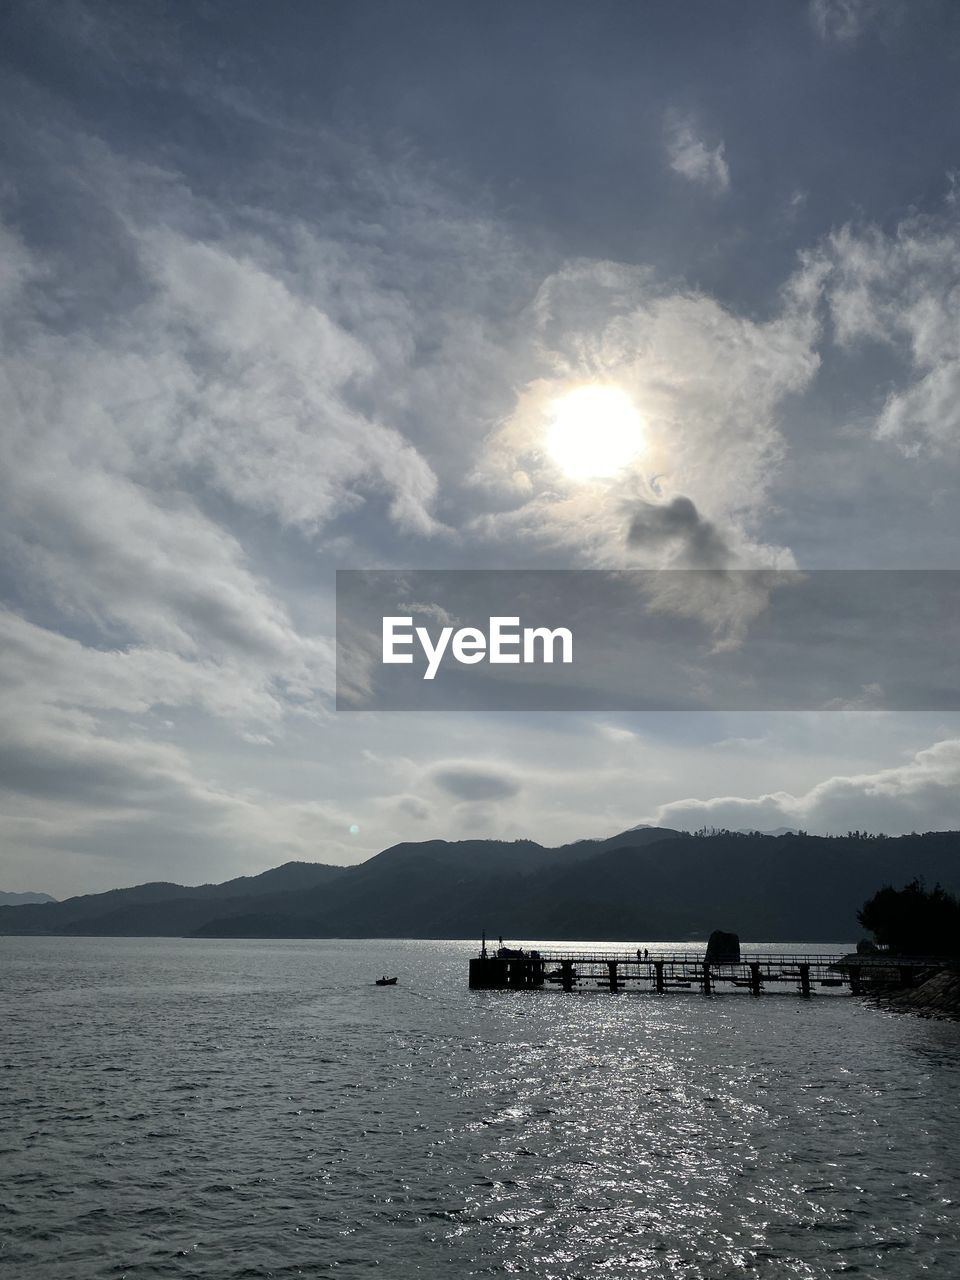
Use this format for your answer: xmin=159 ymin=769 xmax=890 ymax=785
xmin=859 ymin=880 xmax=960 ymax=956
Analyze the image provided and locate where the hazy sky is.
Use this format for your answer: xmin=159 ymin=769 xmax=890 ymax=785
xmin=2 ymin=0 xmax=960 ymax=895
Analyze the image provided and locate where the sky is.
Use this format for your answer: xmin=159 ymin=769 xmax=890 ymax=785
xmin=2 ymin=0 xmax=960 ymax=896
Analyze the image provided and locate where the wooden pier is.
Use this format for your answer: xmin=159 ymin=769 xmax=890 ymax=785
xmin=468 ymin=946 xmax=943 ymax=997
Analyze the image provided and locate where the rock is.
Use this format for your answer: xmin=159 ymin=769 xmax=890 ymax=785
xmin=705 ymin=930 xmax=740 ymax=964
xmin=866 ymin=967 xmax=960 ymax=1021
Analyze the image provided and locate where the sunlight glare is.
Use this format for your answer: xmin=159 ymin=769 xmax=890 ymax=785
xmin=544 ymin=386 xmax=645 ymax=480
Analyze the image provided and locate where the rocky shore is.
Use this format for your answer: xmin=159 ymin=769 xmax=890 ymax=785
xmin=868 ymin=968 xmax=960 ymax=1021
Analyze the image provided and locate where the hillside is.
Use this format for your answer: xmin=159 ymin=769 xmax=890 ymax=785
xmin=0 ymin=830 xmax=678 ymax=938
xmin=0 ymin=829 xmax=957 ymax=942
xmin=0 ymin=860 xmax=346 ymax=936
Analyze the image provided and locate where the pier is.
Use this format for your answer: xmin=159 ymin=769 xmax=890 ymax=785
xmin=468 ymin=946 xmax=945 ymax=997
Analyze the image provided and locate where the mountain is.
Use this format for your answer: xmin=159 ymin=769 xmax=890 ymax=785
xmin=0 ymin=831 xmax=675 ymax=938
xmin=0 ymin=829 xmax=957 ymax=942
xmin=571 ymin=825 xmax=682 ymax=854
xmin=0 ymin=891 xmax=57 ymax=906
xmin=487 ymin=832 xmax=960 ymax=941
xmin=0 ymin=861 xmax=346 ymax=936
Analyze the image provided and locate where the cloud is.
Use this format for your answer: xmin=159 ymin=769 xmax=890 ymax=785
xmin=709 ymin=735 xmax=770 ymax=751
xmin=7 ymin=470 xmax=308 ymax=661
xmin=823 ymin=682 xmax=886 ymax=711
xmin=397 ymin=601 xmax=460 ymax=628
xmin=624 ymin=499 xmax=792 ymax=649
xmin=819 ymin=218 xmax=960 ymax=454
xmin=0 ymin=119 xmax=502 ymax=814
xmin=0 ymin=212 xmax=438 ymax=739
xmin=664 ymin=115 xmax=730 ymax=194
xmin=650 ymin=737 xmax=960 ymax=833
xmin=809 ymin=0 xmax=895 ymax=42
xmin=0 ymin=224 xmax=40 ymax=309
xmin=475 ymin=259 xmax=820 ymax=570
xmin=626 ymin=496 xmax=732 ymax=568
xmin=383 ymin=794 xmax=432 ymax=822
xmin=0 ymin=676 xmax=362 ymax=889
xmin=429 ymin=762 xmax=522 ymax=802
xmin=0 ymin=109 xmax=542 ymax=889
xmin=0 ymin=608 xmax=310 ymax=727
xmin=0 ymin=706 xmax=217 ymax=809
xmin=138 ymin=230 xmax=444 ymax=538
xmin=5 ymin=13 xmax=958 ymax=900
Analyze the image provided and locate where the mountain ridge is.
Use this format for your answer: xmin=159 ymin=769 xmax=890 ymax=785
xmin=0 ymin=891 xmax=57 ymax=906
xmin=0 ymin=827 xmax=679 ymax=936
xmin=1 ymin=829 xmax=957 ymax=942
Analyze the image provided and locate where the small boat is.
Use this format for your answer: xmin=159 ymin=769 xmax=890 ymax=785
xmin=375 ymin=975 xmax=398 ymax=986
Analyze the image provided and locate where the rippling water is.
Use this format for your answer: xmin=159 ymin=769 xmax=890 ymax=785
xmin=2 ymin=936 xmax=959 ymax=1278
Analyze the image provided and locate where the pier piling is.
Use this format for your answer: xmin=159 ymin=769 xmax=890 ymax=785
xmin=468 ymin=946 xmax=937 ymax=998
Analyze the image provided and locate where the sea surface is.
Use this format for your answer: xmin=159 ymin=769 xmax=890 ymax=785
xmin=2 ymin=936 xmax=959 ymax=1279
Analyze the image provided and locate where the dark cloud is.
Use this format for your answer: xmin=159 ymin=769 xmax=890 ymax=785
xmin=394 ymin=795 xmax=431 ymax=821
xmin=627 ymin=496 xmax=732 ymax=568
xmin=430 ymin=763 xmax=521 ymax=802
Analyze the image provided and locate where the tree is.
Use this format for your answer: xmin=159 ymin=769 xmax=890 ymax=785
xmin=858 ymin=880 xmax=960 ymax=956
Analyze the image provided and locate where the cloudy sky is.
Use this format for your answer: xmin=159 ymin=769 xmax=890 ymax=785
xmin=2 ymin=0 xmax=960 ymax=896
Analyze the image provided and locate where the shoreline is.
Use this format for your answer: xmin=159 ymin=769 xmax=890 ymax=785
xmin=867 ymin=968 xmax=960 ymax=1021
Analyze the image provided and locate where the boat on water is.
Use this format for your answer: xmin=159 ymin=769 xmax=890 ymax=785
xmin=375 ymin=976 xmax=398 ymax=986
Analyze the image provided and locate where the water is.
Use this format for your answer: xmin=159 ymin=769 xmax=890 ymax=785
xmin=2 ymin=937 xmax=959 ymax=1279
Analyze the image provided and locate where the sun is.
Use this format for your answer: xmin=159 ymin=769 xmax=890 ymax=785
xmin=544 ymin=385 xmax=645 ymax=481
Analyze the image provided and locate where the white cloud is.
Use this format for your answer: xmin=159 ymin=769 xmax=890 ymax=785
xmin=0 ymin=119 xmax=553 ymax=891
xmin=0 ymin=608 xmax=310 ymax=727
xmin=664 ymin=115 xmax=730 ymax=194
xmin=650 ymin=737 xmax=960 ymax=833
xmin=820 ymin=219 xmax=960 ymax=454
xmin=138 ymin=230 xmax=443 ymax=537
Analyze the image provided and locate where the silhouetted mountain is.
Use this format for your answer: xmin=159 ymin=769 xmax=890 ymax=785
xmin=487 ymin=831 xmax=960 ymax=941
xmin=0 ymin=832 xmax=670 ymax=938
xmin=0 ymin=891 xmax=57 ymax=906
xmin=0 ymin=860 xmax=346 ymax=936
xmin=1 ymin=829 xmax=957 ymax=942
xmin=571 ymin=826 xmax=682 ymax=854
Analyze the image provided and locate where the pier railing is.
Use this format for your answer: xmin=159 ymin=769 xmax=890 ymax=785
xmin=526 ymin=949 xmax=847 ymax=965
xmin=469 ymin=947 xmax=952 ymax=997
